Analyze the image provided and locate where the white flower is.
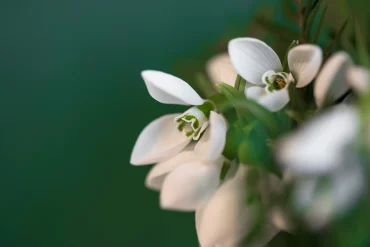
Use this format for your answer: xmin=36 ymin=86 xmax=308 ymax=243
xmin=314 ymin=51 xmax=370 ymax=106
xmin=145 ymin=111 xmax=228 ymax=211
xmin=206 ymin=53 xmax=238 ymax=87
xmin=314 ymin=52 xmax=353 ymax=107
xmin=276 ymin=105 xmax=366 ymax=230
xmin=196 ymin=166 xmax=279 ymax=247
xmin=228 ymin=38 xmax=323 ymax=112
xmin=130 ymin=70 xmax=220 ymax=165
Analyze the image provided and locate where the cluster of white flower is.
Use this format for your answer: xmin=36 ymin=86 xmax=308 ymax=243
xmin=130 ymin=37 xmax=370 ymax=247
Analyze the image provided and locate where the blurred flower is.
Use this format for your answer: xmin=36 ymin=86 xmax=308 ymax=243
xmin=130 ymin=70 xmax=218 ymax=165
xmin=314 ymin=52 xmax=353 ymax=107
xmin=206 ymin=53 xmax=238 ymax=87
xmin=228 ymin=38 xmax=322 ymax=111
xmin=276 ymin=105 xmax=366 ymax=230
xmin=196 ymin=166 xmax=280 ymax=247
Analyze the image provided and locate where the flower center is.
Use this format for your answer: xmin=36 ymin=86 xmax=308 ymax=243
xmin=262 ymin=70 xmax=293 ymax=93
xmin=174 ymin=101 xmax=214 ymax=140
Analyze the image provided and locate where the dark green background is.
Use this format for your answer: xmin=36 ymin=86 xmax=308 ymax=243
xmin=0 ymin=1 xmax=268 ymax=246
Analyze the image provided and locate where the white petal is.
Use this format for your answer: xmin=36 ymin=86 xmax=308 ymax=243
xmin=141 ymin=70 xmax=204 ymax=105
xmin=314 ymin=52 xmax=352 ymax=107
xmin=277 ymin=105 xmax=358 ymax=175
xmin=160 ymin=158 xmax=223 ymax=211
xmin=198 ymin=166 xmax=278 ymax=247
xmin=195 ymin=111 xmax=228 ymax=161
xmin=347 ymin=65 xmax=370 ymax=94
xmin=245 ymin=86 xmax=266 ymax=100
xmin=257 ymin=88 xmax=290 ymax=112
xmin=293 ymin=164 xmax=365 ymax=230
xmin=195 ymin=206 xmax=205 ymax=235
xmin=130 ymin=114 xmax=192 ymax=165
xmin=145 ymin=151 xmax=197 ymax=191
xmin=288 ymin=44 xmax=323 ymax=88
xmin=206 ymin=53 xmax=238 ymax=87
xmin=228 ymin=38 xmax=282 ymax=85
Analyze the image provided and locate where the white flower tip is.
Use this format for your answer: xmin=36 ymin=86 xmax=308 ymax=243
xmin=288 ymin=44 xmax=323 ymax=88
xmin=141 ymin=70 xmax=204 ymax=105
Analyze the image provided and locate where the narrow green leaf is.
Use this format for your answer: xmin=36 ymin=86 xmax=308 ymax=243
xmin=310 ymin=0 xmax=320 ymax=10
xmin=324 ymin=19 xmax=349 ymax=58
xmin=354 ymin=19 xmax=370 ymax=67
xmin=313 ymin=5 xmax=328 ymax=44
xmin=283 ymin=40 xmax=300 ymax=72
xmin=304 ymin=0 xmax=323 ymax=41
xmin=303 ymin=0 xmax=313 ymax=30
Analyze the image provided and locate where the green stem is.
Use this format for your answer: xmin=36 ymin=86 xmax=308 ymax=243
xmin=282 ymin=40 xmax=299 ymax=72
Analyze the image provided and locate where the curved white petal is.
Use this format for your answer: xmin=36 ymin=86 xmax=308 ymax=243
xmin=276 ymin=105 xmax=358 ymax=175
xmin=141 ymin=70 xmax=204 ymax=105
xmin=347 ymin=65 xmax=370 ymax=94
xmin=198 ymin=166 xmax=278 ymax=247
xmin=195 ymin=111 xmax=228 ymax=161
xmin=288 ymin=44 xmax=323 ymax=88
xmin=228 ymin=38 xmax=282 ymax=85
xmin=206 ymin=53 xmax=238 ymax=87
xmin=160 ymin=158 xmax=223 ymax=211
xmin=314 ymin=52 xmax=352 ymax=107
xmin=245 ymin=86 xmax=266 ymax=100
xmin=257 ymin=88 xmax=290 ymax=112
xmin=130 ymin=114 xmax=192 ymax=165
xmin=145 ymin=151 xmax=197 ymax=191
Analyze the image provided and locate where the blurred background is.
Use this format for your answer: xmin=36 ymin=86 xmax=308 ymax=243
xmin=0 ymin=0 xmax=265 ymax=246
xmin=0 ymin=0 xmax=356 ymax=246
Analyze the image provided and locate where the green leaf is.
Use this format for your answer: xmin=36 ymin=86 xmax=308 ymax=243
xmin=303 ymin=0 xmax=313 ymax=31
xmin=354 ymin=19 xmax=370 ymax=67
xmin=283 ymin=40 xmax=299 ymax=72
xmin=304 ymin=0 xmax=323 ymax=41
xmin=313 ymin=5 xmax=328 ymax=44
xmin=324 ymin=19 xmax=349 ymax=58
xmin=288 ymin=83 xmax=307 ymax=112
xmin=223 ymin=124 xmax=245 ymax=160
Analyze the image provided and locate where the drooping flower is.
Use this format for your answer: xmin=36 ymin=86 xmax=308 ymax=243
xmin=153 ymin=112 xmax=228 ymax=211
xmin=276 ymin=105 xmax=366 ymax=230
xmin=228 ymin=38 xmax=323 ymax=111
xmin=130 ymin=70 xmax=222 ymax=165
xmin=130 ymin=71 xmax=229 ymax=211
xmin=196 ymin=165 xmax=279 ymax=247
xmin=314 ymin=52 xmax=353 ymax=107
xmin=314 ymin=51 xmax=370 ymax=106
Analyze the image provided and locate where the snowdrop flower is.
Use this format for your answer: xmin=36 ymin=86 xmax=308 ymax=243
xmin=314 ymin=52 xmax=353 ymax=107
xmin=196 ymin=166 xmax=279 ymax=247
xmin=228 ymin=38 xmax=323 ymax=112
xmin=130 ymin=70 xmax=221 ymax=165
xmin=206 ymin=53 xmax=238 ymax=87
xmin=276 ymin=105 xmax=366 ymax=229
xmin=144 ymin=111 xmax=228 ymax=211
